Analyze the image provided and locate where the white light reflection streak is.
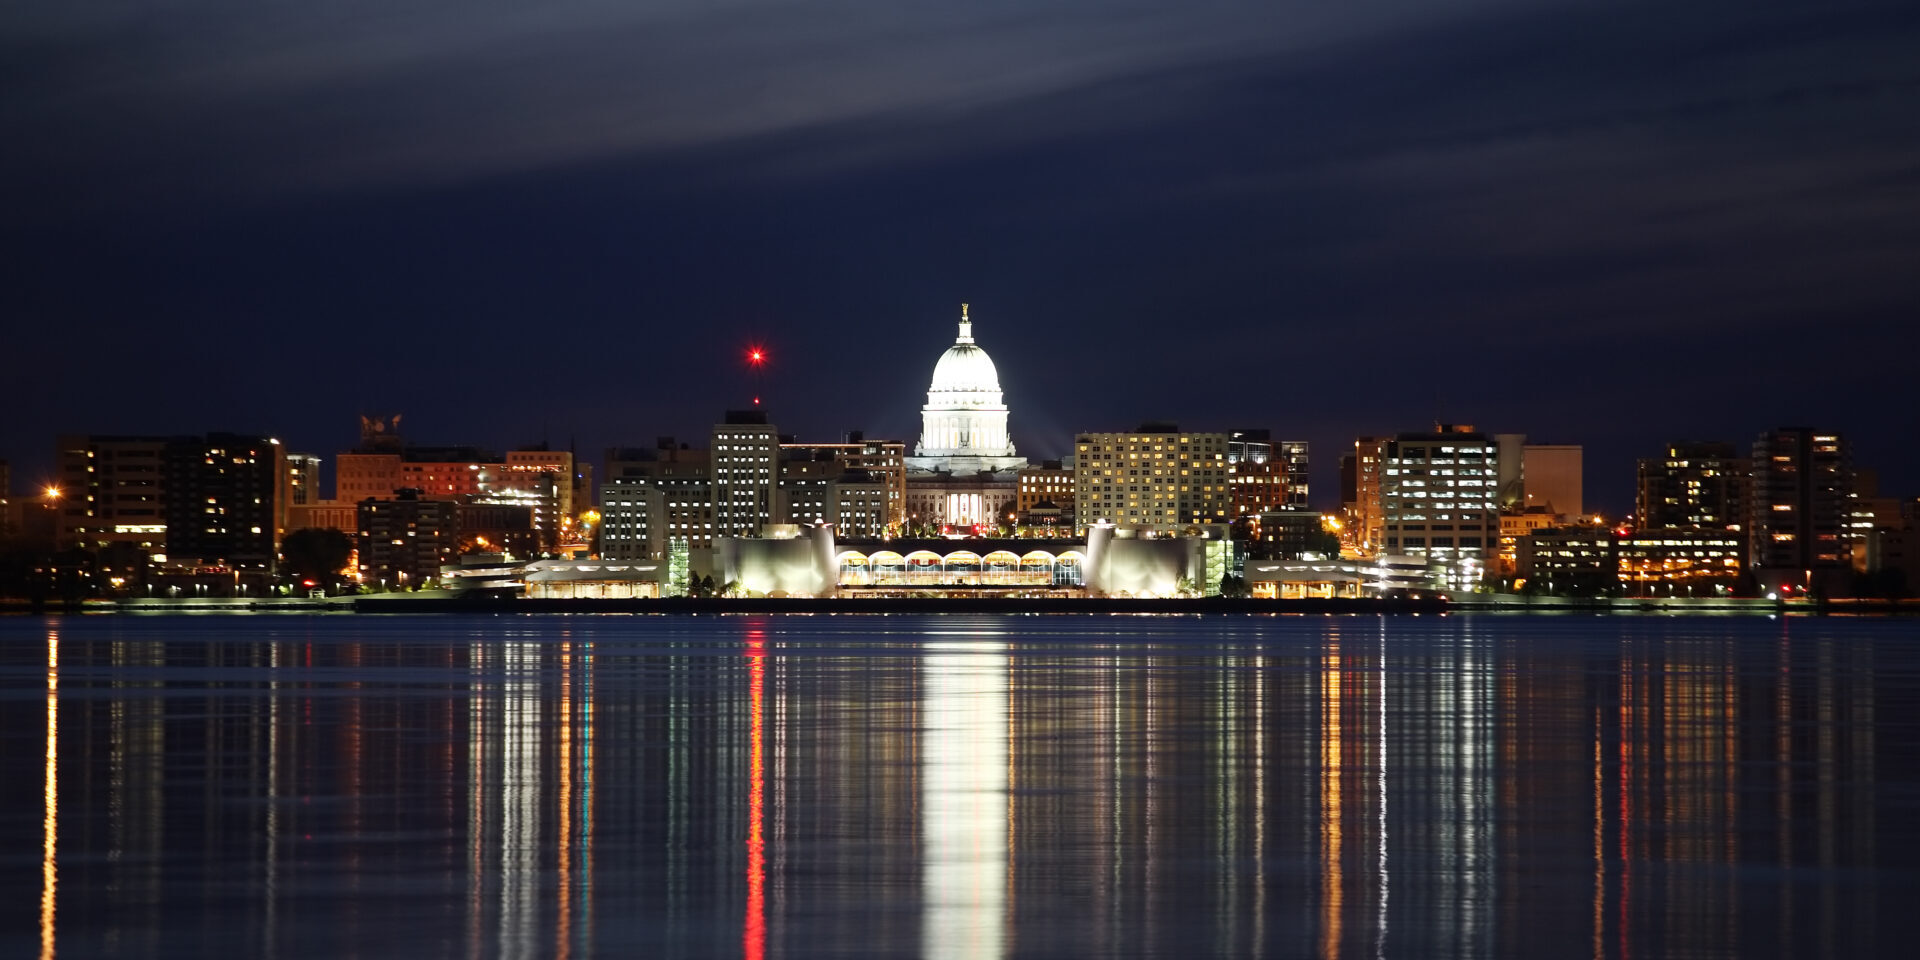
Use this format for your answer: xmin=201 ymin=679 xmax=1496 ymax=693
xmin=1375 ymin=629 xmax=1389 ymax=960
xmin=922 ymin=639 xmax=1008 ymax=960
xmin=41 ymin=629 xmax=59 ymax=960
xmin=500 ymin=641 xmax=541 ymax=960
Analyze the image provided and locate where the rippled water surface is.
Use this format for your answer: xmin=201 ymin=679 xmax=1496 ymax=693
xmin=4 ymin=613 xmax=1917 ymax=959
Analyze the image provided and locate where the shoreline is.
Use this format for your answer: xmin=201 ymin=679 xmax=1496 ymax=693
xmin=5 ymin=595 xmax=1914 ymax=615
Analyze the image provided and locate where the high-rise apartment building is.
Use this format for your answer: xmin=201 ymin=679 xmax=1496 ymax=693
xmin=1278 ymin=441 xmax=1310 ymax=508
xmin=1074 ymin=425 xmax=1231 ymax=532
xmin=1635 ymin=442 xmax=1749 ymax=532
xmin=712 ymin=411 xmax=779 ymax=538
xmin=286 ymin=453 xmax=324 ymax=505
xmin=1348 ymin=437 xmax=1388 ymax=555
xmin=357 ymin=491 xmax=456 ymax=587
xmin=162 ymin=433 xmax=285 ymax=570
xmin=56 ymin=435 xmax=171 ymax=556
xmin=1749 ymin=428 xmax=1853 ymax=591
xmin=1380 ymin=426 xmax=1499 ymax=587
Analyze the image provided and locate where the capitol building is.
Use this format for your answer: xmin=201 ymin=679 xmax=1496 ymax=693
xmin=903 ymin=305 xmax=1028 ymax=529
xmin=906 ymin=304 xmax=1027 ymax=477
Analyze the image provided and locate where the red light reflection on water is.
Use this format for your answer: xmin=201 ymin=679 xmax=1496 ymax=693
xmin=744 ymin=629 xmax=767 ymax=960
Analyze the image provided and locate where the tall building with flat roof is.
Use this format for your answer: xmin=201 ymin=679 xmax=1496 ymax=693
xmin=1074 ymin=425 xmax=1230 ymax=533
xmin=712 ymin=410 xmax=779 ymax=539
xmin=1380 ymin=426 xmax=1499 ymax=587
xmin=1348 ymin=437 xmax=1388 ymax=555
xmin=1278 ymin=440 xmax=1310 ymax=508
xmin=163 ymin=433 xmax=284 ymax=570
xmin=1636 ymin=441 xmax=1748 ymax=532
xmin=56 ymin=435 xmax=170 ymax=555
xmin=1520 ymin=443 xmax=1583 ymax=518
xmin=1749 ymin=428 xmax=1853 ymax=592
xmin=780 ymin=437 xmax=906 ymax=530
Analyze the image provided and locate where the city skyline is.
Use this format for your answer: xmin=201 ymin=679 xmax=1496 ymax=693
xmin=5 ymin=2 xmax=1919 ymax=513
xmin=0 ymin=306 xmax=1906 ymax=517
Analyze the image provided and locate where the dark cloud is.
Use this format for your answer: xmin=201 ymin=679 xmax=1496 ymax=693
xmin=2 ymin=0 xmax=1917 ymax=510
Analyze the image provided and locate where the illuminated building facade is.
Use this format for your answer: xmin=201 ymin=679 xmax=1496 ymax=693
xmin=775 ymin=455 xmax=891 ymax=539
xmin=502 ymin=448 xmax=575 ymax=517
xmin=1229 ymin=460 xmax=1287 ymax=517
xmin=162 ymin=433 xmax=285 ymax=570
xmin=1380 ymin=426 xmax=1498 ymax=587
xmin=598 ymin=443 xmax=713 ymax=561
xmin=1635 ymin=441 xmax=1748 ymax=532
xmin=907 ymin=305 xmax=1025 ymax=476
xmin=356 ymin=490 xmax=456 ymax=587
xmin=1015 ymin=461 xmax=1074 ymax=516
xmin=905 ymin=473 xmax=1017 ymax=531
xmin=712 ymin=411 xmax=779 ymax=539
xmin=780 ymin=437 xmax=906 ymax=529
xmin=1516 ymin=527 xmax=1744 ymax=595
xmin=1749 ymin=428 xmax=1854 ymax=593
xmin=1228 ymin=430 xmax=1309 ymax=511
xmin=1073 ymin=425 xmax=1231 ymax=533
xmin=1493 ymin=506 xmax=1560 ymax=577
xmin=54 ymin=434 xmax=169 ymax=555
xmin=1279 ymin=440 xmax=1310 ymax=508
xmin=718 ymin=524 xmax=1225 ymax=598
xmin=1348 ymin=437 xmax=1387 ymax=555
xmin=285 ymin=452 xmax=323 ymax=505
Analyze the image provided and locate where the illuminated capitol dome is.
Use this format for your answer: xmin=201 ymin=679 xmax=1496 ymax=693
xmin=906 ymin=304 xmax=1027 ymax=476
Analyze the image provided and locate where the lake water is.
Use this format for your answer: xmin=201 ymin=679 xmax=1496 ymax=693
xmin=4 ymin=613 xmax=1916 ymax=959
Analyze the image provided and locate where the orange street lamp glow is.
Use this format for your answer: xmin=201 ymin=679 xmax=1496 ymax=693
xmin=44 ymin=485 xmax=61 ymax=500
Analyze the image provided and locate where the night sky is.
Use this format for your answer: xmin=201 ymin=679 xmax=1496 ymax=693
xmin=6 ymin=0 xmax=1918 ymax=512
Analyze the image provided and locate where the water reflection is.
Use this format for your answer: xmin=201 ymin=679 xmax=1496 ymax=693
xmin=922 ymin=640 xmax=1007 ymax=960
xmin=4 ymin=615 xmax=1907 ymax=959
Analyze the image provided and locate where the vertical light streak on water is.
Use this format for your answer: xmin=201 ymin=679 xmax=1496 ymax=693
xmin=1320 ymin=645 xmax=1343 ymax=960
xmin=1619 ymin=649 xmax=1636 ymax=960
xmin=578 ymin=643 xmax=596 ymax=951
xmin=1425 ymin=624 xmax=1494 ymax=957
xmin=1375 ymin=635 xmax=1389 ymax=960
xmin=40 ymin=628 xmax=58 ymax=960
xmin=1592 ymin=706 xmax=1605 ymax=960
xmin=744 ymin=631 xmax=767 ymax=960
xmin=265 ymin=641 xmax=280 ymax=957
xmin=499 ymin=641 xmax=541 ymax=960
xmin=922 ymin=641 xmax=1008 ymax=960
xmin=557 ymin=642 xmax=573 ymax=960
xmin=1108 ymin=655 xmax=1123 ymax=955
xmin=468 ymin=644 xmax=492 ymax=958
xmin=1253 ymin=652 xmax=1267 ymax=960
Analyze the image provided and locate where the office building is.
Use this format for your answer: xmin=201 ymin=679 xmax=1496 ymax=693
xmin=712 ymin=410 xmax=779 ymax=538
xmin=781 ymin=436 xmax=907 ymax=530
xmin=1074 ymin=425 xmax=1231 ymax=533
xmin=1379 ymin=426 xmax=1499 ymax=588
